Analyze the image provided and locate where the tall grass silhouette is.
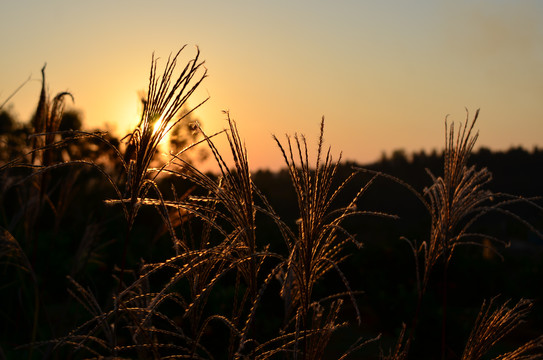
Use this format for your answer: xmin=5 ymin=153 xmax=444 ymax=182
xmin=1 ymin=47 xmax=542 ymax=359
xmin=272 ymin=119 xmax=393 ymax=359
xmin=357 ymin=111 xmax=543 ymax=359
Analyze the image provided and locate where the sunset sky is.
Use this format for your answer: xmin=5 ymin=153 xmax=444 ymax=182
xmin=2 ymin=1 xmax=543 ymax=170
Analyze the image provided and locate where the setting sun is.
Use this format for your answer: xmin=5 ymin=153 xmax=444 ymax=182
xmin=2 ymin=1 xmax=542 ymax=171
xmin=2 ymin=2 xmax=543 ymax=358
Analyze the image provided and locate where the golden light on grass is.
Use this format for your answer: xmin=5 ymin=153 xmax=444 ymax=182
xmin=151 ymin=114 xmax=163 ymax=136
xmin=3 ymin=44 xmax=543 ymax=360
xmin=151 ymin=113 xmax=171 ymax=152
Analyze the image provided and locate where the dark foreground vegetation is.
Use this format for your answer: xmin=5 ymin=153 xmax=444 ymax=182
xmin=1 ymin=48 xmax=543 ymax=359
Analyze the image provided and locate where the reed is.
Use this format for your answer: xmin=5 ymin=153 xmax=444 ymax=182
xmin=1 ymin=48 xmax=542 ymax=360
xmin=461 ymin=297 xmax=543 ymax=360
xmin=273 ymin=118 xmax=394 ymax=359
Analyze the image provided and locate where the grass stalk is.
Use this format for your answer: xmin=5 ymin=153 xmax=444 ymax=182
xmin=3 ymin=49 xmax=543 ymax=360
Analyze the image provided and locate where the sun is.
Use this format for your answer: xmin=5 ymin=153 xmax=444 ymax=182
xmin=152 ymin=114 xmax=164 ymax=136
xmin=151 ymin=113 xmax=172 ymax=151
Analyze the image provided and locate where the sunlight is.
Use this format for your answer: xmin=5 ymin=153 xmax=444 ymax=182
xmin=112 ymin=97 xmax=141 ymax=137
xmin=152 ymin=114 xmax=164 ymax=136
xmin=151 ymin=113 xmax=171 ymax=152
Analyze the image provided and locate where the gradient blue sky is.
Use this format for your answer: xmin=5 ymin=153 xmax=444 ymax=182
xmin=2 ymin=1 xmax=543 ymax=170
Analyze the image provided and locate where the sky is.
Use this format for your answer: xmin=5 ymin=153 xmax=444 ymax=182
xmin=1 ymin=1 xmax=543 ymax=171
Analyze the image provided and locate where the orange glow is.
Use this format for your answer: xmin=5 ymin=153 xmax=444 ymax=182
xmin=151 ymin=115 xmax=164 ymax=137
xmin=151 ymin=114 xmax=173 ymax=155
xmin=2 ymin=2 xmax=543 ymax=171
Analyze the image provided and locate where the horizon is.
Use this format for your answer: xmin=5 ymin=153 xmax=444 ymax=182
xmin=2 ymin=1 xmax=543 ymax=171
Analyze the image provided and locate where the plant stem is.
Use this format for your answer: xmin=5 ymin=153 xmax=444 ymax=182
xmin=441 ymin=262 xmax=449 ymax=360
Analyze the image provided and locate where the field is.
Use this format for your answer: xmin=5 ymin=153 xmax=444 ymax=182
xmin=1 ymin=48 xmax=543 ymax=359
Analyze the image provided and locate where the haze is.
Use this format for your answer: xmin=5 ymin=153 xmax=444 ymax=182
xmin=2 ymin=0 xmax=543 ymax=170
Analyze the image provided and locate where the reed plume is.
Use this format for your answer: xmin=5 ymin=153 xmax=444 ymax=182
xmin=462 ymin=297 xmax=543 ymax=360
xmin=3 ymin=45 xmax=542 ymax=360
xmin=120 ymin=46 xmax=208 ymax=229
xmin=273 ymin=118 xmax=391 ymax=359
xmin=419 ymin=109 xmax=494 ymax=290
